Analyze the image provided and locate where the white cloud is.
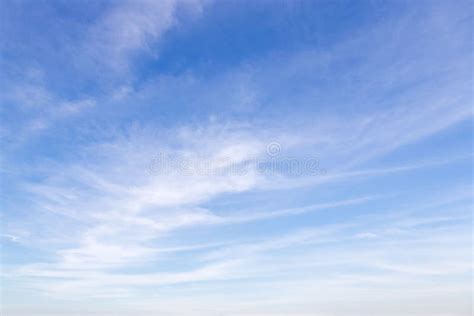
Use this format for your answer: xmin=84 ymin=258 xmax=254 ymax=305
xmin=84 ymin=0 xmax=206 ymax=73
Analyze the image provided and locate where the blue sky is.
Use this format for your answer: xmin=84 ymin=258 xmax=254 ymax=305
xmin=0 ymin=0 xmax=472 ymax=315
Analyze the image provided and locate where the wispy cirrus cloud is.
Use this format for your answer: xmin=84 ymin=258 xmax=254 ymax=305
xmin=83 ymin=0 xmax=178 ymax=73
